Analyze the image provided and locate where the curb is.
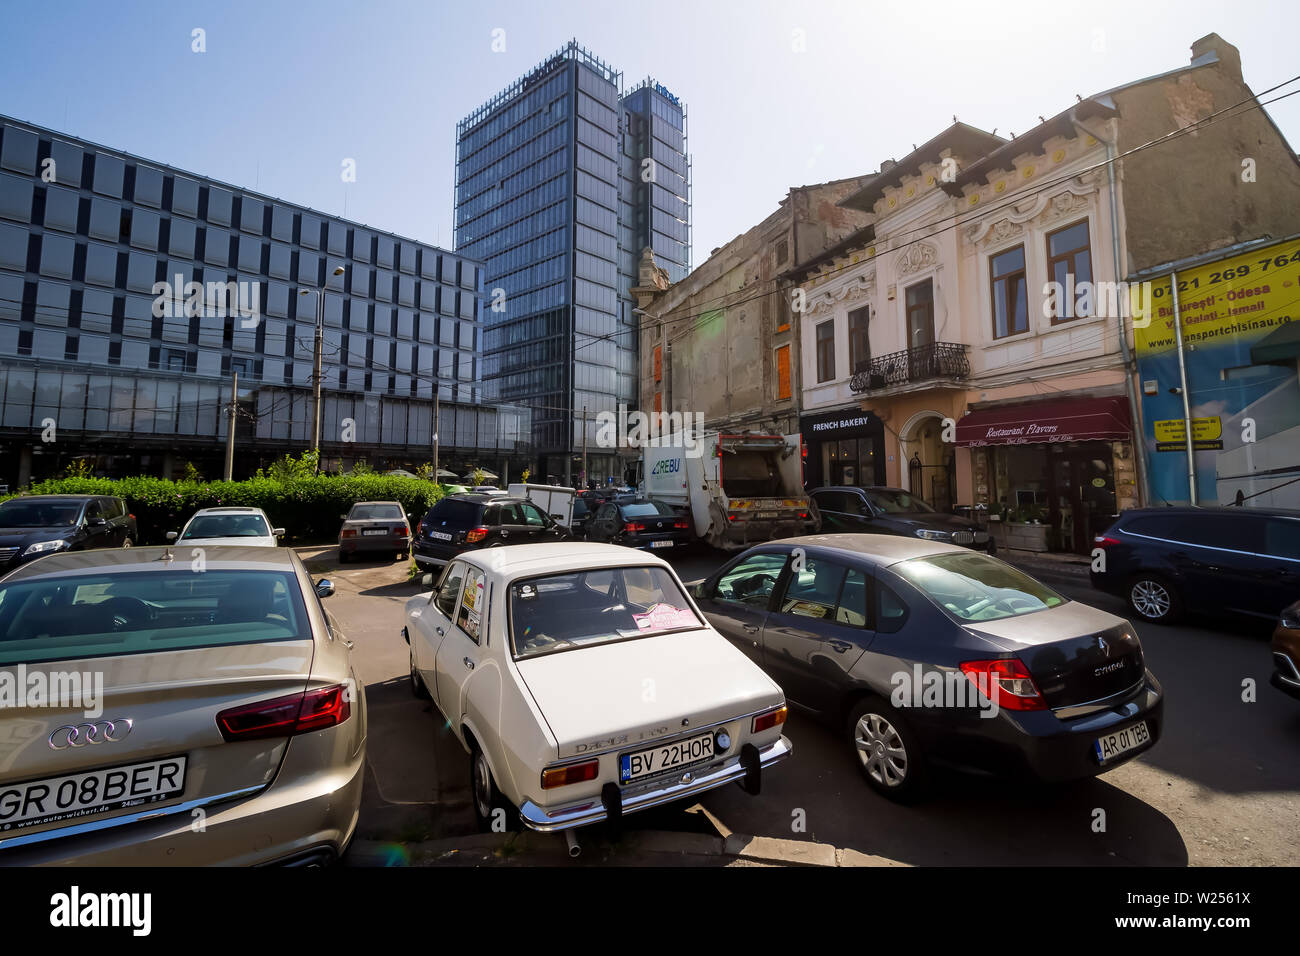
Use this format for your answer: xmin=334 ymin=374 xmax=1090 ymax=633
xmin=348 ymin=830 xmax=906 ymax=867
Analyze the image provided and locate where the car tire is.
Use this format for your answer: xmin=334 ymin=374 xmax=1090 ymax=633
xmin=409 ymin=650 xmax=430 ymax=700
xmin=847 ymin=697 xmax=929 ymax=803
xmin=120 ymin=537 xmax=132 ymax=549
xmin=1127 ymin=573 xmax=1182 ymax=625
xmin=470 ymin=744 xmax=516 ymax=833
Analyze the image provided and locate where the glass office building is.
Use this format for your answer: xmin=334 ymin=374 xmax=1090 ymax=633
xmin=0 ymin=114 xmax=529 ymax=487
xmin=455 ymin=41 xmax=690 ymax=483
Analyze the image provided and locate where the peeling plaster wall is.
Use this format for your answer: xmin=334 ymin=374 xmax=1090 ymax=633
xmin=1113 ymin=36 xmax=1300 ymax=274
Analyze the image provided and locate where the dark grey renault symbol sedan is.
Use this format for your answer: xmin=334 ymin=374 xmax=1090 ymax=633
xmin=692 ymin=534 xmax=1163 ymax=801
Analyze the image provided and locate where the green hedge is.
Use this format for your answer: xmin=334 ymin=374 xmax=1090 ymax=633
xmin=3 ymin=475 xmax=445 ymax=546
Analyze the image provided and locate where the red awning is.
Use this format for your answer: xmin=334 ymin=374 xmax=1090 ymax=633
xmin=954 ymin=396 xmax=1130 ymax=447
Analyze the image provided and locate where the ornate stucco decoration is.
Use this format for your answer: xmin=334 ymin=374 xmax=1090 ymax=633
xmin=896 ymin=242 xmax=938 ymax=277
xmin=807 ymin=272 xmax=876 ymax=316
xmin=965 ymin=177 xmax=1098 ymax=245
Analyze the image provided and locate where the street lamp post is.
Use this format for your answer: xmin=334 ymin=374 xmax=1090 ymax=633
xmin=300 ymin=265 xmax=347 ymax=463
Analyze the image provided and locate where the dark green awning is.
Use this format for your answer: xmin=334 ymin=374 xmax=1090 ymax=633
xmin=1250 ymin=320 xmax=1300 ymax=364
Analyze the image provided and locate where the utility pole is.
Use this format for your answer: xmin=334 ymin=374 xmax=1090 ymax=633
xmin=310 ymin=291 xmax=324 ymax=459
xmin=1170 ymin=270 xmax=1198 ymax=505
xmin=581 ymin=404 xmax=588 ymax=490
xmin=432 ymin=384 xmax=440 ymax=480
xmin=223 ymin=370 xmax=237 ymax=481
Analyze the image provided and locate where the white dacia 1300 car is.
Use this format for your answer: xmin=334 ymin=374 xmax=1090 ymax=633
xmin=403 ymin=542 xmax=791 ymax=832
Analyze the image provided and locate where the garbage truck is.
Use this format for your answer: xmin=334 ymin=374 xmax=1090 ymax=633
xmin=642 ymin=431 xmax=819 ymax=550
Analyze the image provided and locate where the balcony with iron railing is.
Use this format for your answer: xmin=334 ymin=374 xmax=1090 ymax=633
xmin=849 ymin=342 xmax=970 ymax=393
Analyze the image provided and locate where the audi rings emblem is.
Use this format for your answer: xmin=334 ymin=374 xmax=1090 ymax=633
xmin=48 ymin=719 xmax=134 ymax=750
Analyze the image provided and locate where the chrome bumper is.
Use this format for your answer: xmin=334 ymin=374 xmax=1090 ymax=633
xmin=518 ymin=735 xmax=792 ymax=832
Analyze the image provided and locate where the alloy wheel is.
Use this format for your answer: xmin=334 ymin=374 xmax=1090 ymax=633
xmin=473 ymin=752 xmax=493 ymax=820
xmin=1131 ymin=579 xmax=1171 ymax=619
xmin=854 ymin=712 xmax=908 ymax=787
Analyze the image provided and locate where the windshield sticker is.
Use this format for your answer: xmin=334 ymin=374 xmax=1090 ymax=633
xmin=518 ymin=583 xmax=536 ymax=601
xmin=632 ymin=604 xmax=697 ymax=631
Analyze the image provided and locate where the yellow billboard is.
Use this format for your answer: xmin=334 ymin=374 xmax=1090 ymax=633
xmin=1134 ymin=238 xmax=1300 ymax=356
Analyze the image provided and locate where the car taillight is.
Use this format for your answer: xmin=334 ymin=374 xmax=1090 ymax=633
xmin=216 ymin=683 xmax=352 ymax=742
xmin=673 ymin=520 xmax=688 ymax=529
xmin=399 ymin=525 xmax=410 ymax=536
xmin=540 ymin=758 xmax=600 ymax=789
xmin=466 ymin=527 xmax=488 ymax=543
xmin=1093 ymin=535 xmax=1120 ymax=548
xmin=798 ymin=512 xmax=809 ymax=520
xmin=623 ymin=522 xmax=646 ymax=532
xmin=341 ymin=529 xmax=357 ymax=538
xmin=959 ymin=659 xmax=1047 ymax=711
xmin=752 ymin=705 xmax=787 ymax=733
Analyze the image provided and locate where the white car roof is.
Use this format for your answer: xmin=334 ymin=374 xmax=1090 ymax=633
xmin=465 ymin=542 xmax=672 ymax=580
xmin=191 ymin=507 xmax=267 ymax=516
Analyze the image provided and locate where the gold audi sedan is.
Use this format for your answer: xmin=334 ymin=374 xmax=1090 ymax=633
xmin=0 ymin=546 xmax=366 ymax=865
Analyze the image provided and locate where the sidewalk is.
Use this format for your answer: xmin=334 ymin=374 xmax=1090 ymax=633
xmin=998 ymin=546 xmax=1092 ymax=590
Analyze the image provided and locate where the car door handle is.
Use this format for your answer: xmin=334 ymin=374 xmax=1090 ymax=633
xmin=742 ymin=624 xmax=759 ymax=634
xmin=436 ymin=626 xmax=444 ymax=636
xmin=463 ymin=657 xmax=475 ymax=670
xmin=828 ymin=640 xmax=853 ymax=654
xmin=501 ymin=530 xmax=509 ymax=538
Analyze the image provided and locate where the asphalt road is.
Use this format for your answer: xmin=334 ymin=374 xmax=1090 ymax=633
xmin=312 ymin=545 xmax=1300 ymax=866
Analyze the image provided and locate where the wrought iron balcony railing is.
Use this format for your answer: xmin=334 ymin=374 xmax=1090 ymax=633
xmin=849 ymin=342 xmax=970 ymax=393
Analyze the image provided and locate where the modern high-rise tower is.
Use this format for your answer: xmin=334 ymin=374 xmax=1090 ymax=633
xmin=454 ymin=41 xmax=689 ymax=483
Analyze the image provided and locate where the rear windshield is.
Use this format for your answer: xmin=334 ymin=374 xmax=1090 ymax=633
xmin=0 ymin=499 xmax=84 ymax=527
xmin=0 ymin=569 xmax=312 ymax=665
xmin=425 ymin=499 xmax=483 ymax=527
xmin=182 ymin=513 xmax=269 ymax=539
xmin=894 ymin=552 xmax=1065 ymax=622
xmin=349 ymin=504 xmax=403 ymax=520
xmin=510 ymin=566 xmax=702 ymax=660
xmin=620 ymin=501 xmax=676 ymax=517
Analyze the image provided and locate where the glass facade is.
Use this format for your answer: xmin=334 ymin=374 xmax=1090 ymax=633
xmin=0 ymin=115 xmax=522 ymax=484
xmin=456 ymin=43 xmax=690 ymax=474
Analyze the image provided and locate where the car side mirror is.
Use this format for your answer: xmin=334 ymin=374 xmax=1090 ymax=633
xmin=87 ymin=517 xmax=107 ymax=527
xmin=272 ymin=528 xmax=285 ymax=537
xmin=315 ymin=578 xmax=335 ymax=598
xmin=691 ymin=582 xmax=706 ymax=599
xmin=165 ymin=531 xmax=178 ymax=542
xmin=421 ymin=573 xmax=434 ymax=589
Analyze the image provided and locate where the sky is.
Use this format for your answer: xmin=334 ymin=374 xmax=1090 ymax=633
xmin=0 ymin=0 xmax=1296 ymax=265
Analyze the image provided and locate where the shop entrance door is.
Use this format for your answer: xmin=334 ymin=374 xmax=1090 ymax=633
xmin=1049 ymin=443 xmax=1117 ymax=553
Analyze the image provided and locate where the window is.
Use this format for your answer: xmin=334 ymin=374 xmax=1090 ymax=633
xmin=990 ymin=244 xmax=1029 ymax=338
xmin=654 ymin=390 xmax=662 ymax=413
xmin=848 ymin=306 xmax=870 ymax=372
xmin=653 ymin=344 xmax=662 ymax=382
xmin=876 ymin=581 xmax=908 ymax=633
xmin=777 ymin=292 xmax=791 ymax=333
xmin=435 ymin=562 xmax=466 ymax=618
xmin=894 ymin=552 xmax=1065 ymax=622
xmin=778 ymin=557 xmax=848 ymax=620
xmin=775 ymin=238 xmax=789 ymax=265
xmin=776 ymin=344 xmax=791 ymax=400
xmin=1264 ymin=518 xmax=1300 ymax=560
xmin=906 ymin=280 xmax=934 ymax=348
xmin=455 ymin=565 xmax=485 ymax=642
xmin=816 ymin=320 xmax=835 ymax=383
xmin=519 ymin=503 xmax=547 ymax=527
xmin=713 ymin=552 xmax=788 ymax=607
xmin=1047 ymin=220 xmax=1093 ymax=322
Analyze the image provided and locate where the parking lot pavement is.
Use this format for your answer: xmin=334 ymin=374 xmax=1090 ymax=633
xmin=307 ymin=544 xmax=1300 ymax=867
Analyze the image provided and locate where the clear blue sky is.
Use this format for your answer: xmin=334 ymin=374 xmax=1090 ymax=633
xmin=1 ymin=0 xmax=1295 ymax=263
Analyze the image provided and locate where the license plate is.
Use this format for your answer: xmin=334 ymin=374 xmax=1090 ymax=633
xmin=756 ymin=511 xmax=778 ymax=519
xmin=650 ymin=540 xmax=674 ymax=548
xmin=620 ymin=732 xmax=714 ymax=783
xmin=362 ymin=529 xmax=388 ymax=536
xmin=428 ymin=531 xmax=452 ymax=541
xmin=1 ymin=755 xmax=187 ymax=831
xmin=1094 ymin=721 xmax=1150 ymax=764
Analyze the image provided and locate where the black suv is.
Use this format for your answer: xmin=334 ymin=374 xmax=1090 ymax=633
xmin=809 ymin=486 xmax=994 ymax=553
xmin=1091 ymin=506 xmax=1300 ymax=624
xmin=413 ymin=494 xmax=572 ymax=570
xmin=0 ymin=494 xmax=138 ymax=575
